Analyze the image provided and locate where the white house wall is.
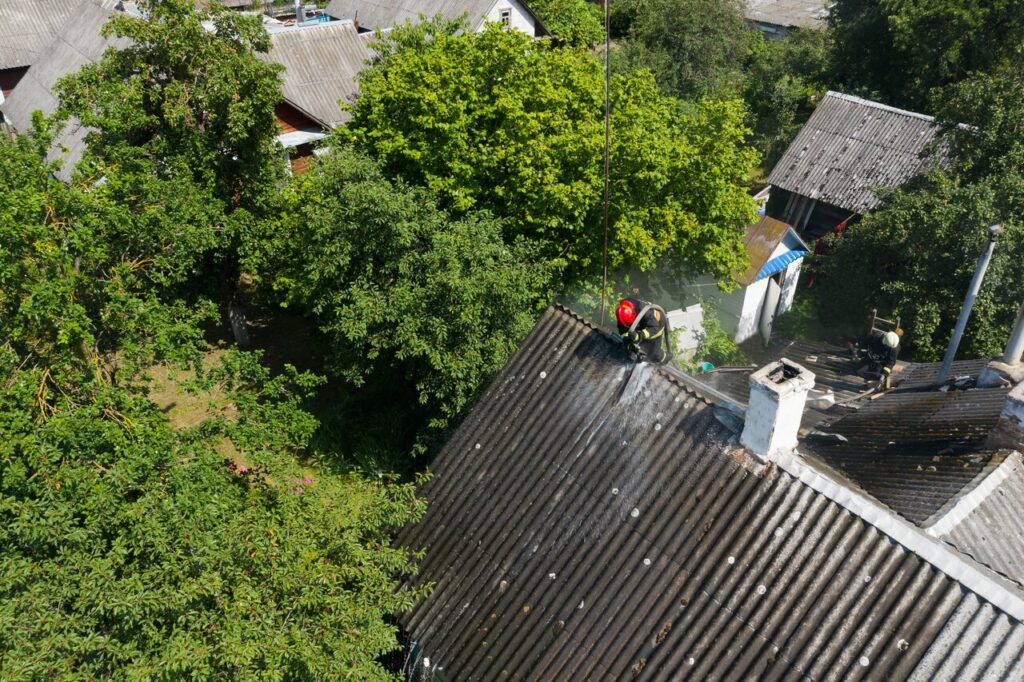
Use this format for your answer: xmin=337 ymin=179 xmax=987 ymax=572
xmin=485 ymin=0 xmax=537 ymax=35
xmin=777 ymin=258 xmax=803 ymax=315
xmin=736 ymin=276 xmax=769 ymax=343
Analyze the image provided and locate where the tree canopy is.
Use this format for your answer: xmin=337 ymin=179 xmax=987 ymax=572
xmin=250 ymin=147 xmax=551 ymax=435
xmin=829 ymin=0 xmax=1024 ymax=111
xmin=342 ymin=20 xmax=758 ymax=283
xmin=815 ymin=66 xmax=1024 ymax=360
xmin=528 ymin=0 xmax=604 ymax=47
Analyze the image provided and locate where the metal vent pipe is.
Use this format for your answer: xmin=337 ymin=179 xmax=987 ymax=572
xmin=936 ymin=224 xmax=1003 ymax=386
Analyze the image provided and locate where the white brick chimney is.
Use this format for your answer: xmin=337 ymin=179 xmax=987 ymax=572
xmin=741 ymin=359 xmax=815 ymax=461
xmin=987 ymin=381 xmax=1024 ymax=452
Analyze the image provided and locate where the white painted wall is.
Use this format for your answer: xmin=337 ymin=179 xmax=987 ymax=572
xmin=484 ymin=0 xmax=537 ymax=35
xmin=736 ymin=277 xmax=768 ymax=343
xmin=667 ymin=304 xmax=704 ymax=359
xmin=777 ymin=258 xmax=803 ymax=315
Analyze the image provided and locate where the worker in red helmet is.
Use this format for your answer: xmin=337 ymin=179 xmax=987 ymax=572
xmin=616 ymin=297 xmax=667 ymax=363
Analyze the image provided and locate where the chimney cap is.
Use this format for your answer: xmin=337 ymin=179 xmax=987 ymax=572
xmin=748 ymin=359 xmax=815 ymax=399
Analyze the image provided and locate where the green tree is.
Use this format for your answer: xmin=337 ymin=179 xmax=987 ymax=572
xmin=251 ymin=147 xmax=550 ymax=434
xmin=829 ymin=0 xmax=1024 ymax=110
xmin=613 ymin=0 xmax=752 ymax=99
xmin=0 ymin=124 xmax=428 ymax=679
xmin=56 ymin=0 xmax=286 ymax=345
xmin=344 ymin=20 xmax=758 ymax=283
xmin=529 ymin=0 xmax=604 ymax=46
xmin=742 ymin=28 xmax=831 ymax=171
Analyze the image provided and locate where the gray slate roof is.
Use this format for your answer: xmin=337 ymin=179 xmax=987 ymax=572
xmin=323 ymin=0 xmax=546 ymax=34
xmin=937 ymin=452 xmax=1024 ymax=587
xmin=744 ymin=0 xmax=830 ymax=30
xmin=1 ymin=0 xmax=123 ymax=177
xmin=0 ymin=0 xmax=80 ymax=69
xmin=266 ymin=22 xmax=373 ymax=129
xmin=397 ymin=306 xmax=1024 ymax=681
xmin=768 ymin=91 xmax=945 ymax=214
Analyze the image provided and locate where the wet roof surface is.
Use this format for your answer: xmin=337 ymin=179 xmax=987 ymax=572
xmin=397 ymin=307 xmax=1024 ymax=681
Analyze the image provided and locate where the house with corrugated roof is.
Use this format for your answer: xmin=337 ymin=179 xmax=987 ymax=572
xmin=686 ymin=216 xmax=810 ymax=344
xmin=395 ymin=305 xmax=1024 ymax=680
xmin=0 ymin=0 xmax=124 ymax=179
xmin=744 ymin=0 xmax=830 ymax=38
xmin=323 ymin=0 xmax=549 ymax=37
xmin=0 ymin=0 xmax=82 ymax=103
xmin=264 ymin=19 xmax=374 ymax=173
xmin=766 ymin=91 xmax=946 ymax=240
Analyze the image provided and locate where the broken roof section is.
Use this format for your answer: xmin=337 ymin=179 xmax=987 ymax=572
xmin=768 ymin=91 xmax=945 ymax=214
xmin=0 ymin=0 xmax=81 ymax=70
xmin=734 ymin=215 xmax=809 ymax=286
xmin=398 ymin=306 xmax=1024 ymax=680
xmin=265 ymin=21 xmax=373 ymax=130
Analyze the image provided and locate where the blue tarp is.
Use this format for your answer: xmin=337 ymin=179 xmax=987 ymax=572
xmin=755 ymin=249 xmax=808 ymax=281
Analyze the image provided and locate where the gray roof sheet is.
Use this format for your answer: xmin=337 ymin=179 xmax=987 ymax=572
xmin=0 ymin=0 xmax=80 ymax=69
xmin=324 ymin=0 xmax=499 ymax=30
xmin=744 ymin=0 xmax=830 ymax=29
xmin=767 ymin=91 xmax=945 ymax=214
xmin=397 ymin=306 xmax=1024 ymax=680
xmin=939 ymin=453 xmax=1024 ymax=587
xmin=266 ymin=22 xmax=373 ymax=128
xmin=803 ymin=386 xmax=1010 ymax=525
xmin=323 ymin=0 xmax=547 ymax=34
xmin=0 ymin=0 xmax=123 ymax=177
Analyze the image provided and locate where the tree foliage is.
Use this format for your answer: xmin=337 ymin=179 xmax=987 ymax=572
xmin=815 ymin=67 xmax=1024 ymax=360
xmin=612 ymin=0 xmax=751 ymax=99
xmin=742 ymin=29 xmax=831 ymax=171
xmin=58 ymin=0 xmax=284 ymax=210
xmin=0 ymin=7 xmax=428 ymax=674
xmin=829 ymin=0 xmax=1024 ymax=110
xmin=344 ymin=20 xmax=757 ymax=282
xmin=528 ymin=0 xmax=604 ymax=47
xmin=251 ymin=147 xmax=550 ymax=433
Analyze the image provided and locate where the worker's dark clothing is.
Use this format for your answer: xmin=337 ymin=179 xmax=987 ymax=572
xmin=853 ymin=330 xmax=899 ymax=377
xmin=617 ymin=298 xmax=668 ymax=363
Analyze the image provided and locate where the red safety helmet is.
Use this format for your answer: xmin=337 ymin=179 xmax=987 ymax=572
xmin=617 ymin=299 xmax=637 ymax=327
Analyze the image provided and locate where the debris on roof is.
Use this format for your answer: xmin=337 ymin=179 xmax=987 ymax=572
xmin=768 ymin=91 xmax=946 ymax=215
xmin=397 ymin=306 xmax=1024 ymax=680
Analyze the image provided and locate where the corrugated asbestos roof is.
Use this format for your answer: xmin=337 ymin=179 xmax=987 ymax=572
xmin=0 ymin=0 xmax=123 ymax=178
xmin=266 ymin=21 xmax=373 ymax=129
xmin=938 ymin=453 xmax=1024 ymax=587
xmin=744 ymin=0 xmax=830 ymax=29
xmin=803 ymin=386 xmax=1010 ymax=525
xmin=324 ymin=0 xmax=493 ymax=30
xmin=767 ymin=91 xmax=945 ymax=214
xmin=324 ymin=0 xmax=548 ymax=34
xmin=0 ymin=0 xmax=80 ymax=69
xmin=397 ymin=306 xmax=1024 ymax=681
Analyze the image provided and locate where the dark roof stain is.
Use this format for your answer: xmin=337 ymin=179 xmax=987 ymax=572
xmin=397 ymin=307 xmax=1024 ymax=680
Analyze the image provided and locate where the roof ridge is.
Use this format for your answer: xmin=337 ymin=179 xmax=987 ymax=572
xmin=824 ymin=90 xmax=937 ymax=123
xmin=550 ymin=304 xmax=745 ymax=413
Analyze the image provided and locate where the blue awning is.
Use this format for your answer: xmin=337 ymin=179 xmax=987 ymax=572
xmin=755 ymin=249 xmax=808 ymax=281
